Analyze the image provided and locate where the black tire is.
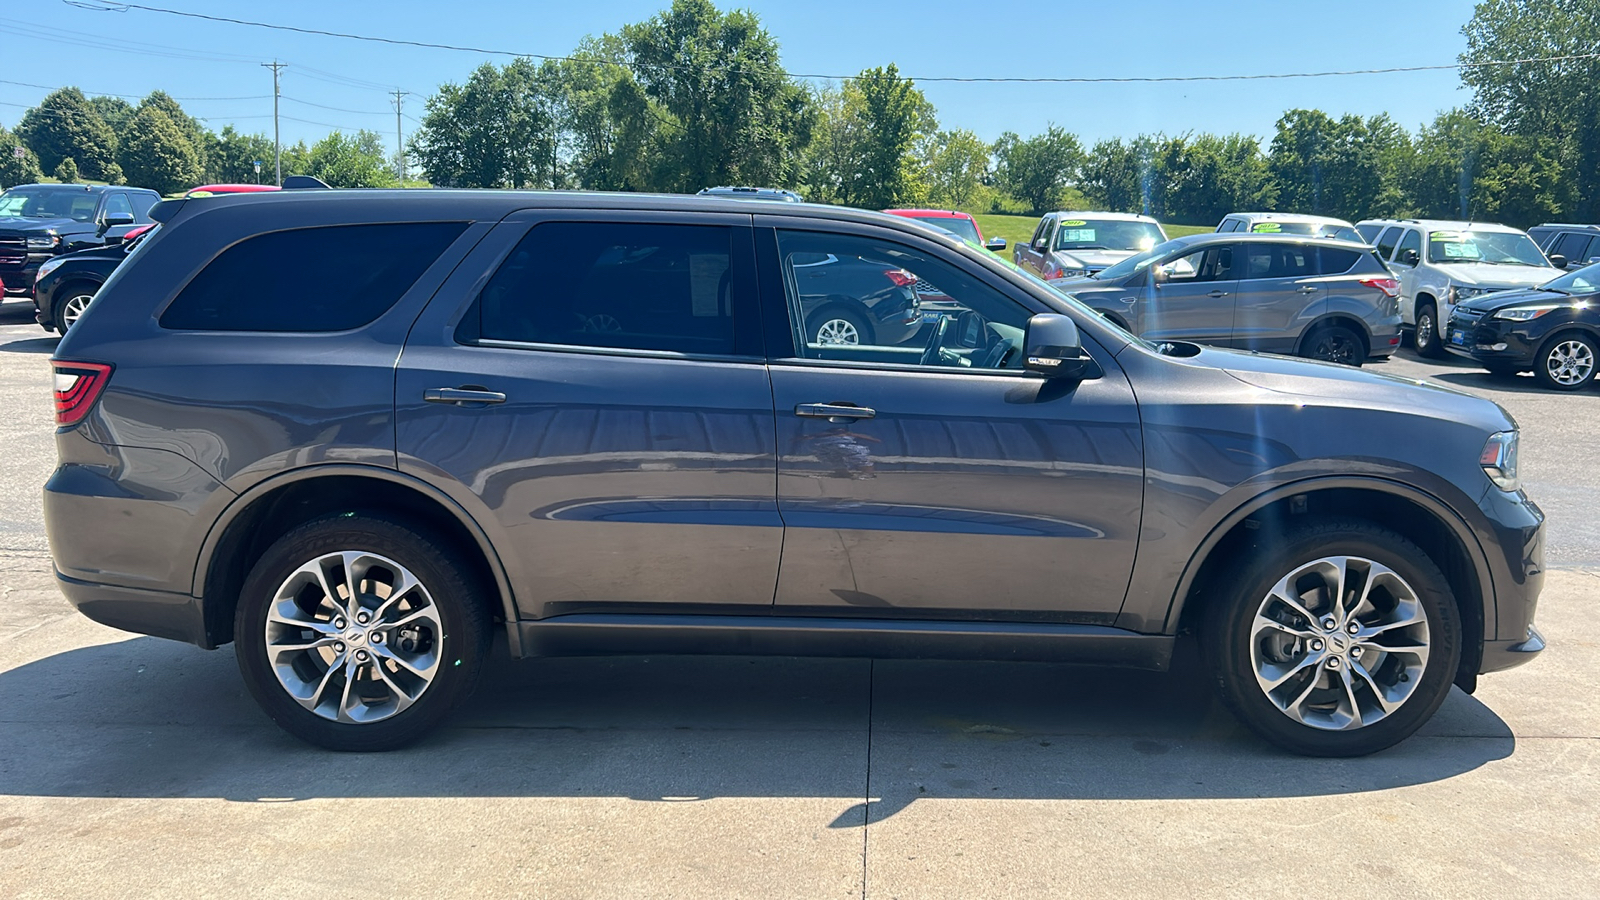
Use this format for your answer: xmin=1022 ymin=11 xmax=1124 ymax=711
xmin=1414 ymin=303 xmax=1447 ymax=358
xmin=1301 ymin=324 xmax=1366 ymax=366
xmin=234 ymin=512 xmax=493 ymax=751
xmin=53 ymin=282 xmax=99 ymax=333
xmin=1201 ymin=518 xmax=1461 ymax=757
xmin=1532 ymin=331 xmax=1598 ymax=391
xmin=808 ymin=304 xmax=873 ymax=346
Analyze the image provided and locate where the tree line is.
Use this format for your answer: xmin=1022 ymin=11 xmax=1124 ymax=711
xmin=3 ymin=0 xmax=1591 ymax=229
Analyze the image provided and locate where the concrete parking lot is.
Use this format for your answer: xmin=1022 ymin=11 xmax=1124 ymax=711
xmin=1 ymin=300 xmax=1595 ymax=899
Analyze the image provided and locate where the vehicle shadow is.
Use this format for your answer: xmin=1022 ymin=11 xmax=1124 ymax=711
xmin=0 ymin=635 xmax=1515 ymax=822
xmin=0 ymin=336 xmax=60 ymax=354
xmin=1430 ymin=370 xmax=1592 ymax=395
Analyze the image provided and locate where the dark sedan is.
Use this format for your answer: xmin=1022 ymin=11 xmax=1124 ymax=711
xmin=32 ymin=227 xmax=153 ymax=333
xmin=1446 ymin=262 xmax=1600 ymax=390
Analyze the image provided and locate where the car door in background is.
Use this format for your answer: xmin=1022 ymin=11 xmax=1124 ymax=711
xmin=1135 ymin=243 xmax=1240 ymax=345
xmin=1016 ymin=214 xmax=1054 ymax=275
xmin=395 ymin=212 xmax=783 ymax=618
xmin=758 ymin=222 xmax=1144 ymax=623
xmin=1549 ymin=232 xmax=1598 ymax=270
xmin=1231 ymin=241 xmax=1323 ymax=353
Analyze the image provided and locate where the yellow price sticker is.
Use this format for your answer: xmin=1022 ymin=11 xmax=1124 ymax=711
xmin=1060 ymin=219 xmax=1088 ymax=226
xmin=1251 ymin=223 xmax=1282 ymax=233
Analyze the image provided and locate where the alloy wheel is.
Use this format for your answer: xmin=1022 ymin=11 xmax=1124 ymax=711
xmin=1544 ymin=339 xmax=1595 ymax=386
xmin=1249 ymin=556 xmax=1430 ymax=731
xmin=1309 ymin=330 xmax=1358 ymax=365
xmin=264 ymin=550 xmax=443 ymax=724
xmin=61 ymin=293 xmax=94 ymax=330
xmin=816 ymin=318 xmax=861 ymax=345
xmin=1415 ymin=311 xmax=1435 ymax=351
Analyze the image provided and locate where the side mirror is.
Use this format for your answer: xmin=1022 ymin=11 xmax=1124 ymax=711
xmin=1588 ymin=256 xmax=1600 ymax=265
xmin=1399 ymin=248 xmax=1420 ymax=266
xmin=1033 ymin=239 xmax=1048 ymax=252
xmin=1023 ymin=313 xmax=1092 ymax=380
xmin=98 ymin=212 xmax=135 ymax=235
xmin=1549 ymin=253 xmax=1568 ymax=269
xmin=1152 ymin=264 xmax=1171 ymax=285
xmin=986 ymin=237 xmax=1007 ymax=253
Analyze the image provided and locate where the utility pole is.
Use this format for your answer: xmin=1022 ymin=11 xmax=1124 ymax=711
xmin=261 ymin=61 xmax=286 ymax=186
xmin=391 ymin=89 xmax=407 ymax=186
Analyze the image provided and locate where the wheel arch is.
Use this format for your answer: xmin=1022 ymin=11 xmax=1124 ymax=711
xmin=1167 ymin=477 xmax=1494 ymax=692
xmin=1295 ymin=314 xmax=1371 ymax=358
xmin=192 ymin=464 xmax=521 ymax=655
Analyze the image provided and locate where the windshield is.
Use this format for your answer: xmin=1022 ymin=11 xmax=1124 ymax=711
xmin=925 ymin=216 xmax=980 ymax=243
xmin=1543 ymin=260 xmax=1600 ymax=293
xmin=1055 ymin=219 xmax=1163 ymax=252
xmin=0 ymin=186 xmax=99 ymax=222
xmin=1427 ymin=230 xmax=1548 ymax=266
xmin=1090 ymin=238 xmax=1187 ymax=281
xmin=1247 ymin=221 xmax=1361 ymax=242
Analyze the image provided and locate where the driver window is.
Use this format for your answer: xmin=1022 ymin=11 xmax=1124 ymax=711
xmin=775 ymin=229 xmax=1033 ymax=372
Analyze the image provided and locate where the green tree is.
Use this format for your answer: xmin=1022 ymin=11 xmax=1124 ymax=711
xmin=993 ymin=125 xmax=1085 ymax=215
xmin=0 ymin=124 xmax=44 ymax=187
xmin=922 ymin=129 xmax=990 ymax=210
xmin=622 ymin=0 xmax=813 ymax=192
xmin=54 ymin=157 xmax=79 ymax=184
xmin=1268 ymin=110 xmax=1407 ymax=220
xmin=206 ymin=126 xmax=276 ymax=184
xmin=560 ymin=35 xmax=656 ymax=191
xmin=1407 ymin=111 xmax=1562 ymax=227
xmin=15 ymin=88 xmax=119 ymax=180
xmin=1165 ymin=133 xmax=1277 ymax=224
xmin=87 ymin=96 xmax=135 ymax=140
xmin=117 ymin=105 xmax=204 ymax=195
xmin=410 ymin=59 xmax=565 ymax=188
xmin=843 ymin=64 xmax=935 ymax=209
xmin=306 ymin=130 xmax=397 ymax=188
xmin=1462 ymin=0 xmax=1600 ymax=217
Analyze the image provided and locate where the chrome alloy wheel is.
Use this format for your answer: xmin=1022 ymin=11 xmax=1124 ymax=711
xmin=816 ymin=318 xmax=861 ymax=345
xmin=1545 ymin=339 xmax=1595 ymax=386
xmin=264 ymin=551 xmax=443 ymax=724
xmin=1249 ymin=556 xmax=1430 ymax=731
xmin=61 ymin=293 xmax=94 ymax=329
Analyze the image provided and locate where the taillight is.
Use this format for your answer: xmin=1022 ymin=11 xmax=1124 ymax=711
xmin=1360 ymin=276 xmax=1400 ymax=298
xmin=52 ymin=361 xmax=113 ymax=427
xmin=883 ymin=269 xmax=917 ymax=287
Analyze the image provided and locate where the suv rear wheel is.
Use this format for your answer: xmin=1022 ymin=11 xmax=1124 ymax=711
xmin=234 ymin=512 xmax=492 ymax=751
xmin=1414 ymin=302 xmax=1446 ymax=358
xmin=1202 ymin=518 xmax=1460 ymax=757
xmin=1302 ymin=324 xmax=1365 ymax=366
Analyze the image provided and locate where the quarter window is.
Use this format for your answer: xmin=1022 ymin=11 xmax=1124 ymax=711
xmin=469 ymin=222 xmax=739 ymax=356
xmin=160 ymin=222 xmax=467 ymax=332
xmin=1316 ymin=246 xmax=1362 ymax=274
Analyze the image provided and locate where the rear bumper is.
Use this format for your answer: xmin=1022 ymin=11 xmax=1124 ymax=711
xmin=56 ymin=569 xmax=213 ymax=648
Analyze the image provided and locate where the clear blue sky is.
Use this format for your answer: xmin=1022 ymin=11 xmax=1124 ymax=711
xmin=1 ymin=0 xmax=1479 ymax=156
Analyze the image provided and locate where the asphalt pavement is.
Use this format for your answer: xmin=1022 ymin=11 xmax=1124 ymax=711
xmin=1 ymin=301 xmax=1596 ymax=899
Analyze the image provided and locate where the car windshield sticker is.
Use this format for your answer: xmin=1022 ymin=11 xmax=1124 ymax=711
xmin=1432 ymin=234 xmax=1483 ymax=259
xmin=1058 ymin=228 xmax=1097 ymax=243
xmin=1060 ymin=219 xmax=1088 ymax=227
xmin=1251 ymin=223 xmax=1282 ymax=233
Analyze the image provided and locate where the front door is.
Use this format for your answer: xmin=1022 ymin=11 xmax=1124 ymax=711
xmin=1136 ymin=243 xmax=1239 ymax=346
xmin=758 ymin=222 xmax=1145 ymax=623
xmin=396 ymin=212 xmax=782 ymax=619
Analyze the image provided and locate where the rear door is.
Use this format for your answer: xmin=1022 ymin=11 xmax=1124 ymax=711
xmin=1135 ymin=243 xmax=1240 ymax=345
xmin=1232 ymin=240 xmax=1322 ymax=353
xmin=395 ymin=209 xmax=782 ymax=619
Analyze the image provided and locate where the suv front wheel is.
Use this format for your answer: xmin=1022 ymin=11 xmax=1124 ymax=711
xmin=1414 ymin=302 xmax=1446 ymax=358
xmin=1202 ymin=518 xmax=1460 ymax=757
xmin=234 ymin=512 xmax=492 ymax=751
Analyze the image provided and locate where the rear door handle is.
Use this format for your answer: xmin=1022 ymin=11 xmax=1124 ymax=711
xmin=1207 ymin=290 xmax=1229 ymax=298
xmin=795 ymin=402 xmax=876 ymax=421
xmin=424 ymin=387 xmax=507 ymax=406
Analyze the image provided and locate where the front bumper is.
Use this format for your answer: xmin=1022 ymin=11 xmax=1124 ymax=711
xmin=1480 ymin=624 xmax=1546 ymax=674
xmin=1444 ymin=307 xmax=1555 ymax=368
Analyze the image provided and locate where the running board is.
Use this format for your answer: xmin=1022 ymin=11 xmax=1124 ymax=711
xmin=516 ymin=614 xmax=1173 ymax=670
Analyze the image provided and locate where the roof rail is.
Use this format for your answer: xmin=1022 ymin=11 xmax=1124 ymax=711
xmin=282 ymin=175 xmax=331 ymax=190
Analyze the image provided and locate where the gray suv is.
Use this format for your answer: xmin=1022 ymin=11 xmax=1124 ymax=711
xmin=46 ymin=189 xmax=1545 ymax=757
xmin=1053 ymin=233 xmax=1402 ymax=365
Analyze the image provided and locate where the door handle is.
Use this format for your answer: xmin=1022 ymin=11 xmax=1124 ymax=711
xmin=1296 ymin=285 xmax=1319 ymax=293
xmin=1207 ymin=290 xmax=1229 ymax=298
xmin=795 ymin=402 xmax=876 ymax=421
xmin=424 ymin=387 xmax=507 ymax=406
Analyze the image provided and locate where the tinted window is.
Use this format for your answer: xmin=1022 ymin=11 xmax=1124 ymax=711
xmin=161 ymin=222 xmax=466 ymax=332
xmin=1161 ymin=244 xmax=1235 ymax=282
xmin=1317 ymin=246 xmax=1362 ymax=274
xmin=1356 ymin=223 xmax=1384 ymax=243
xmin=129 ymin=192 xmax=158 ymax=221
xmin=1030 ymin=217 xmax=1051 ymax=246
xmin=1375 ymin=227 xmax=1401 ymax=260
xmin=1551 ymin=232 xmax=1591 ymax=263
xmin=1394 ymin=229 xmax=1422 ymax=265
xmin=472 ymin=222 xmax=738 ymax=356
xmin=101 ymin=193 xmax=133 ymax=221
xmin=1239 ymin=243 xmax=1314 ymax=279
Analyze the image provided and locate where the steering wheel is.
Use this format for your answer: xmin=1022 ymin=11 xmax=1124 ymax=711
xmin=919 ymin=314 xmax=952 ymax=366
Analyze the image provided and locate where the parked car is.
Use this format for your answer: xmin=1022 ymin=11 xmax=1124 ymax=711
xmin=0 ymin=183 xmax=160 ymax=298
xmin=883 ymin=209 xmax=1007 ymax=253
xmin=1014 ymin=211 xmax=1166 ymax=279
xmin=1051 ymin=233 xmax=1401 ymax=365
xmin=1525 ymin=223 xmax=1600 ymax=271
xmin=48 ymin=187 xmax=1544 ymax=756
xmin=1446 ymin=261 xmax=1600 ymax=390
xmin=697 ymin=186 xmax=804 ymax=202
xmin=31 ymin=184 xmax=280 ymax=332
xmin=1355 ymin=219 xmax=1563 ymax=357
xmin=1217 ymin=213 xmax=1363 ymax=244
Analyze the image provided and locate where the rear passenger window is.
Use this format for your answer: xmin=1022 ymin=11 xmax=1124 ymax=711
xmin=468 ymin=222 xmax=738 ymax=356
xmin=162 ymin=223 xmax=466 ymax=332
xmin=1551 ymin=232 xmax=1591 ymax=263
xmin=1317 ymin=246 xmax=1361 ymax=274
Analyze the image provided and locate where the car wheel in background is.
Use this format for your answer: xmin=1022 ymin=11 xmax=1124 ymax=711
xmin=1533 ymin=332 xmax=1598 ymax=391
xmin=1302 ymin=324 xmax=1365 ymax=366
xmin=234 ymin=512 xmax=492 ymax=751
xmin=809 ymin=306 xmax=872 ymax=346
xmin=1202 ymin=518 xmax=1460 ymax=757
xmin=55 ymin=285 xmax=98 ymax=332
xmin=1414 ymin=303 xmax=1446 ymax=358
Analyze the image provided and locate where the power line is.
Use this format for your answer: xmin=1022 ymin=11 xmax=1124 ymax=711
xmin=63 ymin=0 xmax=1600 ymax=85
xmin=0 ymin=77 xmax=268 ymax=102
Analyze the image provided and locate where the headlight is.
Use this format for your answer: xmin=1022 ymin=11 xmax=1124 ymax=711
xmin=1493 ymin=304 xmax=1561 ymax=321
xmin=26 ymin=235 xmax=59 ymax=251
xmin=34 ymin=256 xmax=66 ymax=281
xmin=1480 ymin=431 xmax=1519 ymax=491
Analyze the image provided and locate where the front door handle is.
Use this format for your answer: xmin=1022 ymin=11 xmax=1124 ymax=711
xmin=1207 ymin=290 xmax=1229 ymax=298
xmin=795 ymin=402 xmax=876 ymax=422
xmin=1296 ymin=285 xmax=1319 ymax=293
xmin=424 ymin=387 xmax=507 ymax=406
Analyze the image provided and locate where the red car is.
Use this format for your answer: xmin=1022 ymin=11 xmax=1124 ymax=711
xmin=882 ymin=209 xmax=1007 ymax=254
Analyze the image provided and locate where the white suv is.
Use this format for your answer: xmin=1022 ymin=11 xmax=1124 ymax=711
xmin=1356 ymin=219 xmax=1562 ymax=357
xmin=1217 ymin=212 xmax=1363 ymax=243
